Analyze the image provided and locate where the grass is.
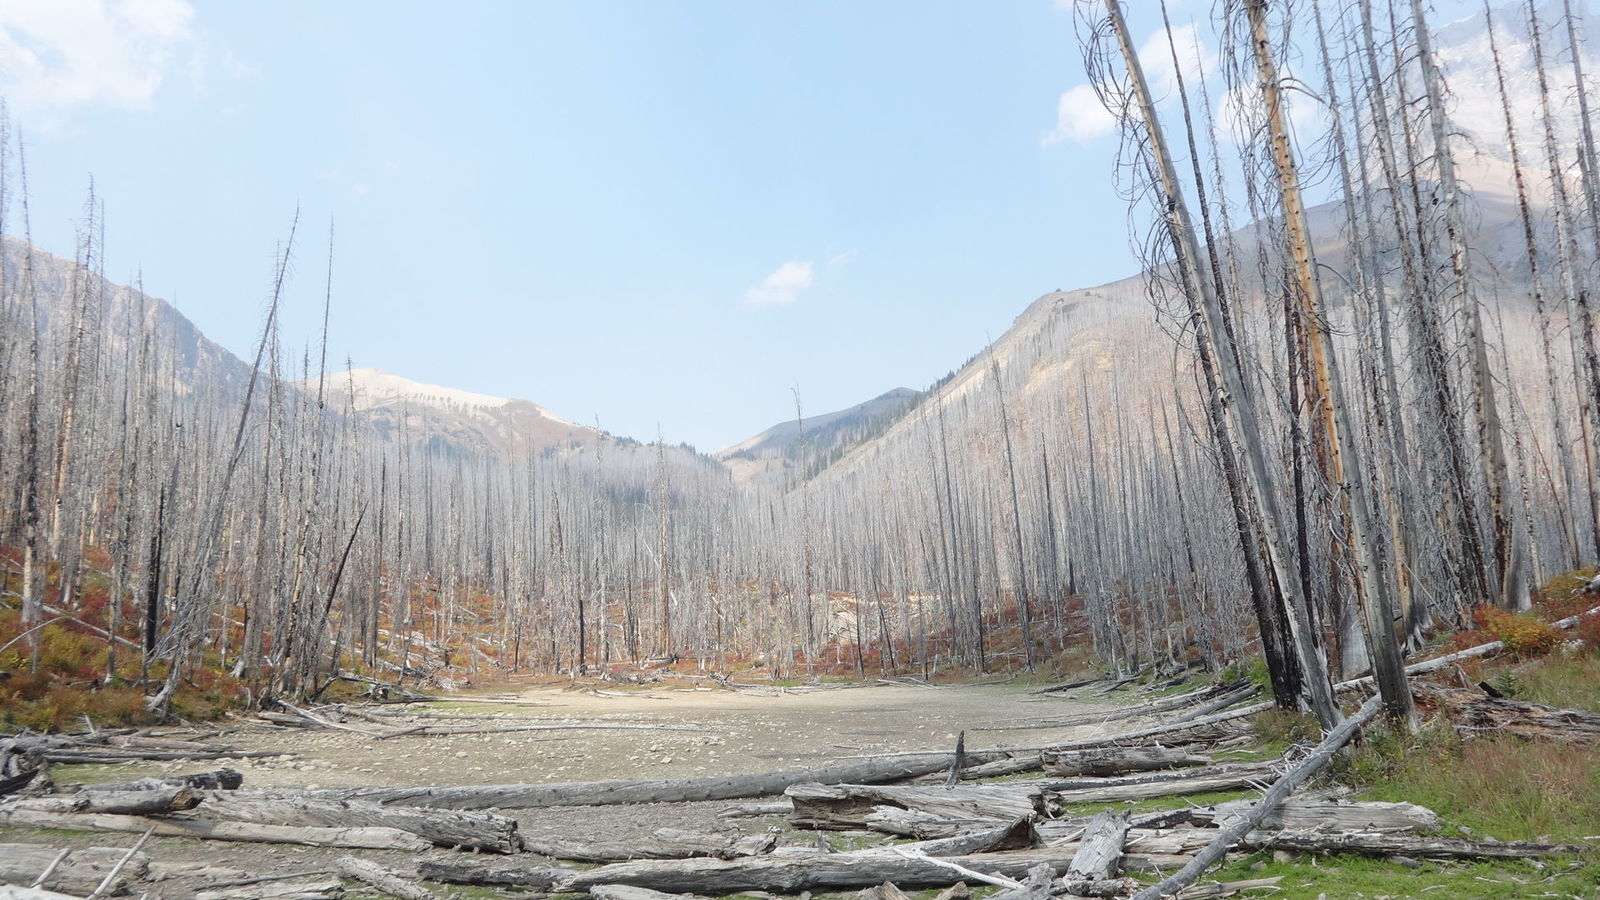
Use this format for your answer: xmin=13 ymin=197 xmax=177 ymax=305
xmin=1504 ymin=650 xmax=1600 ymax=713
xmin=1203 ymin=851 xmax=1600 ymax=899
xmin=1340 ymin=725 xmax=1600 ymax=843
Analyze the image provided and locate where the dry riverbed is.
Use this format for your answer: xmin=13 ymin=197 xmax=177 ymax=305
xmin=3 ymin=680 xmax=1133 ymax=896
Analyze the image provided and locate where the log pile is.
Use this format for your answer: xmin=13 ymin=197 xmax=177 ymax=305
xmin=6 ymin=641 xmax=1600 ymax=900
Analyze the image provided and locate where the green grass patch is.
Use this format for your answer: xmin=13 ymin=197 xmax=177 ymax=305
xmin=1336 ymin=725 xmax=1600 ymax=843
xmin=1202 ymin=850 xmax=1599 ymax=899
xmin=1505 ymin=651 xmax=1600 ymax=714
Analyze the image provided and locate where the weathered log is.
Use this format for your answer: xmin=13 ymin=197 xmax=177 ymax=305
xmin=1238 ymin=830 xmax=1588 ymax=860
xmin=787 ymin=783 xmax=1049 ymax=830
xmin=986 ymin=684 xmax=1246 ymax=732
xmin=718 ymin=801 xmax=790 ymax=818
xmin=2 ymin=788 xmax=201 ymax=815
xmin=590 ymin=886 xmax=700 ymax=900
xmin=860 ymin=806 xmax=983 ymax=840
xmin=1189 ymin=799 xmax=1439 ymax=833
xmin=1048 ymin=765 xmax=1276 ymax=805
xmin=1418 ymin=685 xmax=1600 ymax=744
xmin=852 ymin=818 xmax=1038 ymax=857
xmin=554 ymin=848 xmax=1193 ymax=894
xmin=0 ymin=808 xmax=431 ymax=850
xmin=1063 ymin=812 xmax=1128 ymax=896
xmin=287 ymin=753 xmax=1000 ymax=809
xmin=195 ymin=877 xmax=345 ymax=900
xmin=0 ymin=846 xmax=148 ymax=896
xmin=1042 ymin=748 xmax=1210 ymax=778
xmin=0 ymin=886 xmax=89 ymax=900
xmin=335 ymin=856 xmax=439 ymax=900
xmin=194 ymin=793 xmax=521 ymax=853
xmin=1129 ymin=694 xmax=1383 ymax=900
xmin=1170 ymin=877 xmax=1282 ymax=899
xmin=80 ymin=769 xmax=243 ymax=792
xmin=522 ymin=828 xmax=775 ymax=863
xmin=950 ymin=755 xmax=1044 ymax=781
xmin=415 ymin=861 xmax=578 ymax=889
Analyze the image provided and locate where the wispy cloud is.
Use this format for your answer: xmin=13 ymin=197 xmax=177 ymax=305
xmin=0 ymin=0 xmax=196 ymax=113
xmin=1044 ymin=21 xmax=1212 ymax=146
xmin=745 ymin=260 xmax=814 ymax=306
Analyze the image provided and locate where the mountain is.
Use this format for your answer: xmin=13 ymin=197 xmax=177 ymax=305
xmin=315 ymin=367 xmax=606 ymax=458
xmin=715 ymin=387 xmax=923 ymax=488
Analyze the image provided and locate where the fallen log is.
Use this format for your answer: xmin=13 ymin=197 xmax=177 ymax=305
xmin=0 ymin=886 xmax=89 ymax=900
xmin=1048 ymin=765 xmax=1276 ymax=805
xmin=79 ymin=770 xmax=244 ymax=792
xmin=1129 ymin=694 xmax=1383 ymax=900
xmin=1170 ymin=877 xmax=1282 ymax=899
xmin=787 ymin=783 xmax=1049 ymax=830
xmin=1062 ymin=811 xmax=1128 ymax=897
xmin=852 ymin=818 xmax=1038 ymax=857
xmin=0 ymin=846 xmax=149 ymax=896
xmin=948 ymin=755 xmax=1044 ymax=781
xmin=0 ymin=808 xmax=431 ymax=850
xmin=590 ymin=886 xmax=700 ymax=900
xmin=2 ymin=788 xmax=202 ymax=816
xmin=521 ymin=828 xmax=775 ymax=863
xmin=1189 ymin=798 xmax=1439 ymax=833
xmin=415 ymin=861 xmax=578 ymax=889
xmin=1042 ymin=747 xmax=1210 ymax=778
xmin=195 ymin=877 xmax=345 ymax=900
xmin=859 ymin=806 xmax=1006 ymax=841
xmin=985 ymin=684 xmax=1246 ymax=732
xmin=553 ymin=848 xmax=1193 ymax=894
xmin=1418 ymin=685 xmax=1600 ymax=744
xmin=335 ymin=856 xmax=439 ymax=900
xmin=1238 ymin=830 xmax=1589 ymax=860
xmin=194 ymin=794 xmax=522 ymax=853
xmin=285 ymin=753 xmax=1000 ymax=810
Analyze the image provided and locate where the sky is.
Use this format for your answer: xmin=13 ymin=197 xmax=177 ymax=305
xmin=0 ymin=0 xmax=1494 ymax=452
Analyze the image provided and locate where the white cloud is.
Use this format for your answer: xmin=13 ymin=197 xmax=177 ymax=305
xmin=1045 ymin=21 xmax=1213 ymax=146
xmin=1044 ymin=83 xmax=1116 ymax=145
xmin=826 ymin=249 xmax=858 ymax=268
xmin=745 ymin=260 xmax=814 ymax=306
xmin=0 ymin=0 xmax=195 ymax=112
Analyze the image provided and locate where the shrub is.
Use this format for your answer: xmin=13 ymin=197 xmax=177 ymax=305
xmin=1474 ymin=605 xmax=1562 ymax=658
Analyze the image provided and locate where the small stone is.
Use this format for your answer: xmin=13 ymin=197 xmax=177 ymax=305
xmin=1388 ymin=855 xmax=1421 ymax=869
xmin=1249 ymin=861 xmax=1267 ymax=872
xmin=1271 ymin=850 xmax=1295 ymax=864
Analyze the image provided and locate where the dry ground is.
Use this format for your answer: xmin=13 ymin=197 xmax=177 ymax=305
xmin=2 ymin=680 xmax=1133 ymax=896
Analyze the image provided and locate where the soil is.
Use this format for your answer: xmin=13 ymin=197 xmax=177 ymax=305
xmin=1 ymin=679 xmax=1134 ymax=897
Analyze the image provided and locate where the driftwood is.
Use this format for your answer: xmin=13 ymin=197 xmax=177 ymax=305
xmin=415 ymin=861 xmax=578 ymax=889
xmin=852 ymin=818 xmax=1038 ymax=857
xmin=291 ymin=752 xmax=1000 ymax=809
xmin=334 ymin=856 xmax=439 ymax=900
xmin=0 ymin=808 xmax=432 ymax=850
xmin=787 ymin=782 xmax=1049 ymax=830
xmin=947 ymin=755 xmax=1044 ymax=781
xmin=1062 ymin=811 xmax=1128 ymax=896
xmin=858 ymin=805 xmax=989 ymax=840
xmin=0 ymin=845 xmax=149 ymax=896
xmin=1047 ymin=764 xmax=1276 ymax=805
xmin=0 ymin=887 xmax=90 ymax=900
xmin=194 ymin=793 xmax=522 ymax=853
xmin=3 ymin=788 xmax=202 ymax=816
xmin=1129 ymin=694 xmax=1383 ymax=900
xmin=986 ymin=683 xmax=1248 ymax=732
xmin=1418 ymin=685 xmax=1600 ymax=744
xmin=1238 ymin=830 xmax=1588 ymax=860
xmin=552 ymin=848 xmax=1192 ymax=894
xmin=590 ymin=887 xmax=699 ymax=900
xmin=521 ymin=828 xmax=775 ymax=863
xmin=1188 ymin=798 xmax=1440 ymax=832
xmin=79 ymin=769 xmax=243 ymax=792
xmin=195 ymin=877 xmax=345 ymax=900
xmin=1042 ymin=747 xmax=1210 ymax=778
xmin=1170 ymin=877 xmax=1282 ymax=899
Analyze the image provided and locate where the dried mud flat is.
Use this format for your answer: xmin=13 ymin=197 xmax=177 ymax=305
xmin=2 ymin=681 xmax=1127 ymax=896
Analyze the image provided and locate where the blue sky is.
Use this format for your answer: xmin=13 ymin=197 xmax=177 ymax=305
xmin=2 ymin=0 xmax=1489 ymax=451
